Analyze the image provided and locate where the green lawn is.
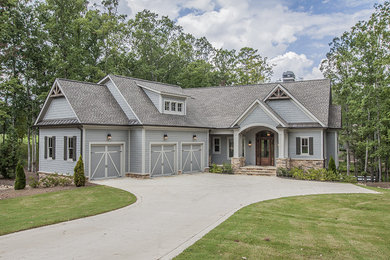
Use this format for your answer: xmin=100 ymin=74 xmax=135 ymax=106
xmin=0 ymin=185 xmax=136 ymax=236
xmin=176 ymin=187 xmax=390 ymax=260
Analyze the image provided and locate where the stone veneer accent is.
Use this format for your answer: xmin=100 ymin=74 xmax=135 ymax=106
xmin=276 ymin=158 xmax=290 ymax=169
xmin=231 ymin=157 xmax=246 ymax=173
xmin=289 ymin=159 xmax=324 ymax=170
xmin=125 ymin=172 xmax=151 ymax=179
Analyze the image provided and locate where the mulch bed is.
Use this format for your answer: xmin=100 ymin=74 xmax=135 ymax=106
xmin=0 ymin=170 xmax=96 ymax=200
xmin=359 ymin=182 xmax=390 ymax=189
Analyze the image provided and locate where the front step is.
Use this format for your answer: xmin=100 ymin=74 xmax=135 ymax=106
xmin=235 ymin=166 xmax=276 ymax=176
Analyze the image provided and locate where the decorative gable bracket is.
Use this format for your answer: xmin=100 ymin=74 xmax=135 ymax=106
xmin=50 ymin=83 xmax=63 ymax=98
xmin=267 ymin=87 xmax=290 ymax=100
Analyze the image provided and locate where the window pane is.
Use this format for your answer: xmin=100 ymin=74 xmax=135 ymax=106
xmin=214 ymin=138 xmax=220 ymax=152
xmin=165 ymin=101 xmax=170 ymax=111
xmin=302 ymin=146 xmax=308 ymax=154
xmin=228 ymin=138 xmax=234 ymax=158
xmin=177 ymin=103 xmax=182 ymax=112
xmin=171 ymin=102 xmax=176 ymax=111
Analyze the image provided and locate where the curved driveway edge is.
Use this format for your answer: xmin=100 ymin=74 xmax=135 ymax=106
xmin=0 ymin=174 xmax=376 ymax=260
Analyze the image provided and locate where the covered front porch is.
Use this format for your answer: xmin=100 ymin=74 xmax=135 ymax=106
xmin=209 ymin=124 xmax=289 ymax=172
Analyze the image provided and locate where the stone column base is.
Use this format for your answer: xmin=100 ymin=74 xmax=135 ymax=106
xmin=276 ymin=158 xmax=290 ymax=169
xmin=231 ymin=157 xmax=245 ymax=173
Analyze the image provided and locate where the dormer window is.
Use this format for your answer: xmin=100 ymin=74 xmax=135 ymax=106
xmin=163 ymin=99 xmax=185 ymax=115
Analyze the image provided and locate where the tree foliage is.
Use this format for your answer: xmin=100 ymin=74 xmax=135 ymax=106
xmin=321 ymin=2 xmax=390 ymax=181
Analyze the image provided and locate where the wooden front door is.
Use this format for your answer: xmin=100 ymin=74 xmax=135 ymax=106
xmin=256 ymin=131 xmax=274 ymax=166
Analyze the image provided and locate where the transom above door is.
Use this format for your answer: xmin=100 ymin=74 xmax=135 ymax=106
xmin=256 ymin=131 xmax=274 ymax=166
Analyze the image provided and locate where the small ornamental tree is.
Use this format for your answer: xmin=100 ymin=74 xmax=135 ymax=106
xmin=328 ymin=156 xmax=337 ymax=173
xmin=74 ymin=156 xmax=86 ymax=187
xmin=14 ymin=162 xmax=26 ymax=190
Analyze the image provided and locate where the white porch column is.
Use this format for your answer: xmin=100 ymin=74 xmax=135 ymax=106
xmin=233 ymin=129 xmax=239 ymax=158
xmin=277 ymin=129 xmax=285 ymax=158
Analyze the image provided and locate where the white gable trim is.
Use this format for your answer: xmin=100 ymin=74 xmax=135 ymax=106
xmin=99 ymin=75 xmax=142 ymax=124
xmin=231 ymin=99 xmax=287 ymax=128
xmin=264 ymin=84 xmax=325 ymax=127
xmin=137 ymin=84 xmax=190 ymax=99
xmin=34 ymin=80 xmax=81 ymax=125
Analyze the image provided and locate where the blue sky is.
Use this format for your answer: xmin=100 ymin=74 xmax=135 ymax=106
xmin=117 ymin=0 xmax=382 ymax=81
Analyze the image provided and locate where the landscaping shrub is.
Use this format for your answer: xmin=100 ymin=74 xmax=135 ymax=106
xmin=74 ymin=156 xmax=86 ymax=187
xmin=39 ymin=174 xmax=73 ymax=188
xmin=291 ymin=167 xmax=305 ymax=180
xmin=28 ymin=176 xmax=39 ymax=188
xmin=328 ymin=156 xmax=337 ymax=173
xmin=222 ymin=163 xmax=233 ymax=174
xmin=14 ymin=162 xmax=26 ymax=190
xmin=276 ymin=167 xmax=291 ymax=177
xmin=210 ymin=163 xmax=222 ymax=173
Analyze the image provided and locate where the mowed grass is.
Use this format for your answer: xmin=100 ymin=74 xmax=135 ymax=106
xmin=176 ymin=187 xmax=390 ymax=260
xmin=0 ymin=185 xmax=136 ymax=235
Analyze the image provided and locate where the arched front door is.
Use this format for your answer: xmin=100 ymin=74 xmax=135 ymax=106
xmin=256 ymin=131 xmax=274 ymax=166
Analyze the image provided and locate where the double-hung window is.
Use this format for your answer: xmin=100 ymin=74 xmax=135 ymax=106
xmin=68 ymin=137 xmax=75 ymax=160
xmin=301 ymin=137 xmax=309 ymax=155
xmin=213 ymin=137 xmax=221 ymax=154
xmin=227 ymin=137 xmax=234 ymax=159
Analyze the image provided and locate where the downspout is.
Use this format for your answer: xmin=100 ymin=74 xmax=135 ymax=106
xmin=78 ymin=127 xmax=83 ymax=156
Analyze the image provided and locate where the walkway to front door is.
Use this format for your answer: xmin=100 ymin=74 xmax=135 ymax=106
xmin=256 ymin=130 xmax=274 ymax=166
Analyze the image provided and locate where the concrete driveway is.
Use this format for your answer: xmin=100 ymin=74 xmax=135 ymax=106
xmin=0 ymin=173 xmax=376 ymax=260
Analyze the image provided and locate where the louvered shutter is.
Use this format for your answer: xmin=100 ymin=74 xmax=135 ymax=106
xmin=296 ymin=137 xmax=301 ymax=155
xmin=309 ymin=137 xmax=314 ymax=155
xmin=52 ymin=136 xmax=56 ymax=159
xmin=72 ymin=136 xmax=77 ymax=161
xmin=64 ymin=136 xmax=68 ymax=160
xmin=44 ymin=136 xmax=48 ymax=159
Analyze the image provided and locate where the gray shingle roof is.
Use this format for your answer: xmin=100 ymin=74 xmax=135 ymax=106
xmin=56 ymin=79 xmax=131 ymax=125
xmin=328 ymin=104 xmax=342 ymax=129
xmin=36 ymin=118 xmax=79 ymax=126
xmin=36 ymin=75 xmax=338 ymax=129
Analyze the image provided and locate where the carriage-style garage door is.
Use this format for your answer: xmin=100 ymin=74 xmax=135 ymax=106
xmin=150 ymin=144 xmax=177 ymax=177
xmin=90 ymin=144 xmax=123 ymax=179
xmin=182 ymin=143 xmax=203 ymax=174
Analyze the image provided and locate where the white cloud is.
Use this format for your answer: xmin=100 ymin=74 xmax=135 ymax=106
xmin=121 ymin=0 xmax=376 ymax=81
xmin=269 ymin=52 xmax=324 ymax=81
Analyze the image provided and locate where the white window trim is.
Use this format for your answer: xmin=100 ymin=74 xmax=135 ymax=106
xmin=300 ymin=136 xmax=310 ymax=156
xmin=227 ymin=137 xmax=234 ymax=160
xmin=48 ymin=137 xmax=54 ymax=159
xmin=163 ymin=99 xmax=185 ymax=115
xmin=212 ymin=137 xmax=221 ymax=154
xmin=67 ymin=137 xmax=75 ymax=161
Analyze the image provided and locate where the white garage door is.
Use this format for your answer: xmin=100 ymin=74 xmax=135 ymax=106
xmin=182 ymin=143 xmax=203 ymax=174
xmin=150 ymin=144 xmax=177 ymax=177
xmin=90 ymin=144 xmax=123 ymax=179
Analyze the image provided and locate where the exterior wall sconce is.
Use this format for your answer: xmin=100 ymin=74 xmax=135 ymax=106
xmin=248 ymin=140 xmax=252 ymax=147
xmin=193 ymin=134 xmax=197 ymax=140
xmin=107 ymin=133 xmax=112 ymax=141
xmin=163 ymin=134 xmax=168 ymax=140
xmin=267 ymin=132 xmax=271 ymax=137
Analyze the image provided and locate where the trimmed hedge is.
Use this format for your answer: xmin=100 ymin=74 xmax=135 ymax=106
xmin=276 ymin=167 xmax=357 ymax=183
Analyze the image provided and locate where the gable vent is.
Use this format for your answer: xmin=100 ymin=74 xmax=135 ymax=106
xmin=268 ymin=87 xmax=290 ymax=100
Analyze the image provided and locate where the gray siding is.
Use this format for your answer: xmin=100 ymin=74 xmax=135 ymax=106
xmin=209 ymin=135 xmax=232 ymax=165
xmin=39 ymin=128 xmax=81 ymax=175
xmin=84 ymin=128 xmax=129 ymax=178
xmin=239 ymin=105 xmax=279 ymax=128
xmin=106 ymin=80 xmax=137 ymax=120
xmin=144 ymin=89 xmax=161 ymax=112
xmin=267 ymin=99 xmax=314 ymax=123
xmin=144 ymin=129 xmax=209 ymax=174
xmin=288 ymin=130 xmax=322 ymax=159
xmin=43 ymin=97 xmax=76 ymax=120
xmin=130 ymin=129 xmax=143 ymax=173
xmin=326 ymin=131 xmax=339 ymax=167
